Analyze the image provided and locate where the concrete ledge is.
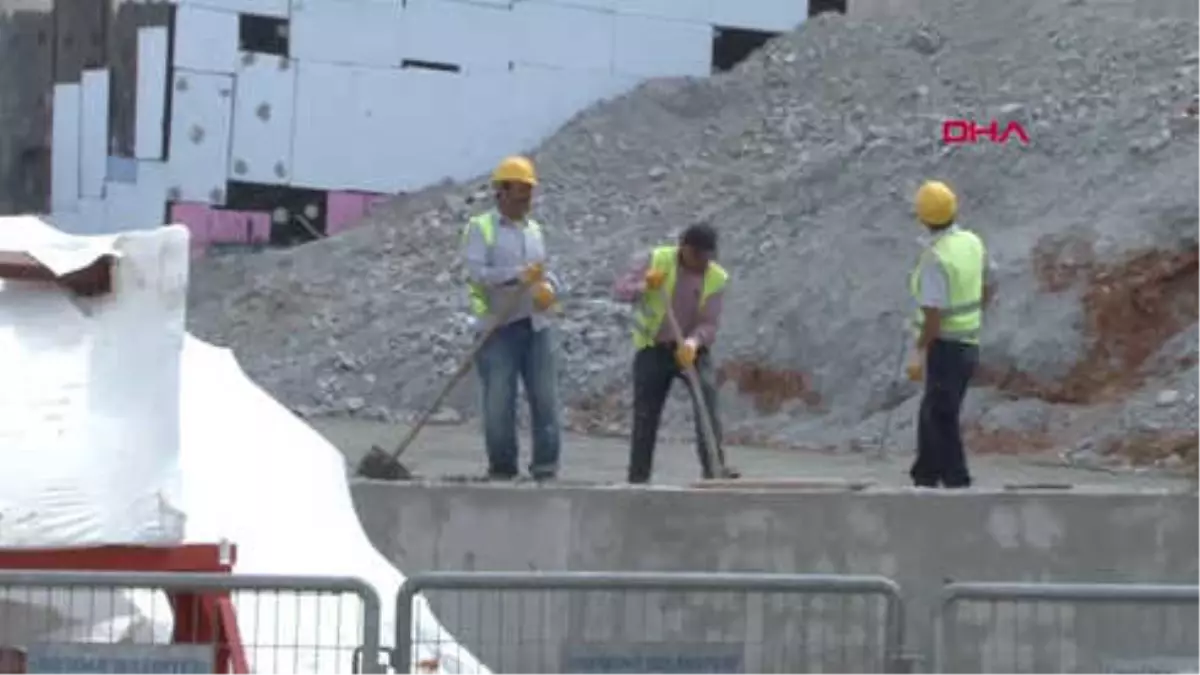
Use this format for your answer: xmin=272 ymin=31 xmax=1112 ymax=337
xmin=352 ymin=482 xmax=1198 ymax=670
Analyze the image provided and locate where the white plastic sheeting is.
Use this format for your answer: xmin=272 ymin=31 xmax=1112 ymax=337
xmin=0 ymin=219 xmax=485 ymax=672
xmin=0 ymin=217 xmax=188 ymax=548
xmin=179 ymin=336 xmax=488 ymax=673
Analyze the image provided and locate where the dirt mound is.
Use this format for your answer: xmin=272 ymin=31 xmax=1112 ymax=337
xmin=188 ymin=0 xmax=1199 ymax=470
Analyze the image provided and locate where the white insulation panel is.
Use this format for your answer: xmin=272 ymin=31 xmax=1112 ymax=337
xmin=229 ymin=52 xmax=297 ymax=185
xmin=183 ymin=0 xmax=289 ymax=19
xmin=79 ymin=69 xmax=111 ymax=199
xmin=167 ymin=70 xmax=234 ymax=204
xmin=51 ymin=83 xmax=81 ymax=212
xmin=613 ymin=0 xmax=712 ymax=23
xmin=106 ymin=161 xmax=169 ymax=231
xmin=134 ymin=27 xmax=169 ymax=160
xmin=290 ymin=0 xmax=403 ymax=67
xmin=710 ymin=0 xmax=808 ymax=31
xmin=174 ymin=4 xmax=239 ymax=74
xmin=399 ymin=0 xmax=514 ymax=71
xmin=512 ymin=1 xmax=613 ymax=71
xmin=613 ymin=13 xmax=712 ymax=77
xmin=291 ymin=61 xmax=406 ymax=192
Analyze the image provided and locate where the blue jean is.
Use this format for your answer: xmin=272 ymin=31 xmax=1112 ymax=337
xmin=475 ymin=318 xmax=562 ymax=478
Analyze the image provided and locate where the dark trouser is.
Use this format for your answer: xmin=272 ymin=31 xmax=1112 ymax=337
xmin=475 ymin=318 xmax=562 ymax=479
xmin=911 ymin=338 xmax=979 ymax=488
xmin=628 ymin=344 xmax=727 ymax=483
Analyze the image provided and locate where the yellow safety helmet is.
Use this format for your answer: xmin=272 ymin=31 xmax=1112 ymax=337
xmin=914 ymin=180 xmax=958 ymax=227
xmin=491 ymin=155 xmax=538 ymax=186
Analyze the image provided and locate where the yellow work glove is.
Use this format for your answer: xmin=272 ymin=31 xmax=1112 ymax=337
xmin=905 ymin=352 xmax=924 ymax=382
xmin=644 ymin=268 xmax=667 ymax=291
xmin=519 ymin=262 xmax=544 ymax=285
xmin=531 ymin=281 xmax=556 ymax=311
xmin=675 ymin=338 xmax=699 ymax=370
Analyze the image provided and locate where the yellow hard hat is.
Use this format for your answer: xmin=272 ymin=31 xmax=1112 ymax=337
xmin=914 ymin=180 xmax=957 ymax=227
xmin=491 ymin=155 xmax=538 ymax=186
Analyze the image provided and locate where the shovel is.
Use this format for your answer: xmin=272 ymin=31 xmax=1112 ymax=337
xmin=355 ymin=280 xmax=532 ymax=481
xmin=658 ymin=287 xmax=739 ymax=480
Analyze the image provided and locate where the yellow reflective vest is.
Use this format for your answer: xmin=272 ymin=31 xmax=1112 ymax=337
xmin=460 ymin=211 xmax=544 ymax=317
xmin=908 ymin=227 xmax=985 ymax=344
xmin=633 ymin=245 xmax=729 ymax=349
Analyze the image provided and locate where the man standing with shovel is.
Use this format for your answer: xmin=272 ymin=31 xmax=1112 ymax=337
xmin=462 ymin=156 xmax=564 ymax=481
xmin=613 ymin=223 xmax=738 ymax=483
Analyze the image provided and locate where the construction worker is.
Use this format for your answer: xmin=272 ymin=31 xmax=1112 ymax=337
xmin=613 ymin=223 xmax=738 ymax=483
xmin=906 ymin=180 xmax=996 ymax=488
xmin=461 ymin=156 xmax=563 ymax=481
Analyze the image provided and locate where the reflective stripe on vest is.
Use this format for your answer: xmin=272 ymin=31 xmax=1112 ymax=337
xmin=461 ymin=211 xmax=543 ymax=317
xmin=632 ymin=245 xmax=729 ymax=349
xmin=908 ymin=228 xmax=985 ymax=344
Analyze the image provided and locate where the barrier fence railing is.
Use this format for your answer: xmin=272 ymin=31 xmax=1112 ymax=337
xmin=0 ymin=570 xmax=384 ymax=674
xmin=932 ymin=581 xmax=1200 ymax=674
xmin=394 ymin=571 xmax=907 ymax=674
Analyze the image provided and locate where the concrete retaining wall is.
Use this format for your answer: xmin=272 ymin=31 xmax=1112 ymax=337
xmin=352 ymin=484 xmax=1198 ymax=671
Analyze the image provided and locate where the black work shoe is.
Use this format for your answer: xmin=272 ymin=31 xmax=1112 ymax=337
xmin=717 ymin=466 xmax=741 ymax=479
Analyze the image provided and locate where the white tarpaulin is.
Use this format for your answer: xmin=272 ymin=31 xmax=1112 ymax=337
xmin=179 ymin=336 xmax=488 ymax=673
xmin=0 ymin=217 xmax=486 ymax=673
xmin=0 ymin=216 xmax=188 ymax=547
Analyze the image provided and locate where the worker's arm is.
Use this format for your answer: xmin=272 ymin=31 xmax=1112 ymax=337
xmin=462 ymin=222 xmax=522 ymax=287
xmin=916 ymin=257 xmax=948 ymax=352
xmin=982 ymin=253 xmax=998 ymax=309
xmin=612 ymin=252 xmax=652 ymax=303
xmin=689 ymin=289 xmax=725 ymax=347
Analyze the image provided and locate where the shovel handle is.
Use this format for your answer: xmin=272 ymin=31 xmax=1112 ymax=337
xmin=657 ymin=286 xmax=725 ymax=476
xmin=385 ymin=280 xmax=531 ymax=462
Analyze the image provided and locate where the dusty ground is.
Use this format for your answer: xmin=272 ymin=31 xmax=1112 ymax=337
xmin=313 ymin=416 xmax=1193 ymax=491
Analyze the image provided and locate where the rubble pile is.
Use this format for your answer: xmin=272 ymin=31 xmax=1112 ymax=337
xmin=189 ymin=0 xmax=1199 ymax=471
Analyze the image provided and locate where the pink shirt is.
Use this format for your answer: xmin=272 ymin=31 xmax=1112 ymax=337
xmin=612 ymin=251 xmax=725 ymax=347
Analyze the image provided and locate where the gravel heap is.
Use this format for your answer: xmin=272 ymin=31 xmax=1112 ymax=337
xmin=189 ymin=0 xmax=1199 ymax=471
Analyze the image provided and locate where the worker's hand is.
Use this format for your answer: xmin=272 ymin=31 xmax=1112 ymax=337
xmin=644 ymin=268 xmax=667 ymax=291
xmin=531 ymin=280 xmax=556 ymax=311
xmin=676 ymin=338 xmax=699 ymax=370
xmin=520 ymin=262 xmax=544 ymax=285
xmin=905 ymin=353 xmax=924 ymax=382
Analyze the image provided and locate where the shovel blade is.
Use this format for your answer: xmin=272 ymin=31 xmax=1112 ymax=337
xmin=356 ymin=445 xmax=414 ymax=481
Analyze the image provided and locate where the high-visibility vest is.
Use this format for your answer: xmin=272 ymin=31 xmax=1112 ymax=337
xmin=461 ymin=211 xmax=544 ymax=317
xmin=632 ymin=245 xmax=729 ymax=349
xmin=908 ymin=227 xmax=985 ymax=344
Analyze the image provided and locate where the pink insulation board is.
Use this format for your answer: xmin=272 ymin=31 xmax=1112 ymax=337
xmin=326 ymin=191 xmax=390 ymax=235
xmin=170 ymin=203 xmax=271 ymax=259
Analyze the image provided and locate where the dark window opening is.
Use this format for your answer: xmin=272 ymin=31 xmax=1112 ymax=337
xmin=239 ymin=13 xmax=288 ymax=56
xmin=711 ymin=26 xmax=777 ymax=73
xmin=809 ymin=0 xmax=848 ymax=16
xmin=223 ymin=181 xmax=327 ymax=247
xmin=401 ymin=59 xmax=461 ymax=74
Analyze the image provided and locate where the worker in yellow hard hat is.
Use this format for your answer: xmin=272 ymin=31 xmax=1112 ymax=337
xmin=905 ymin=180 xmax=997 ymax=488
xmin=460 ymin=155 xmax=564 ymax=481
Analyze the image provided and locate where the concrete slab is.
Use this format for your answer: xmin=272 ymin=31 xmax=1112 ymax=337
xmin=310 ymin=417 xmax=1193 ymax=490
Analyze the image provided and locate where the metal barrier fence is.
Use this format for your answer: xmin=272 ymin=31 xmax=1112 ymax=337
xmin=933 ymin=582 xmax=1200 ymax=674
xmin=0 ymin=570 xmax=383 ymax=674
xmin=395 ymin=571 xmax=906 ymax=674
